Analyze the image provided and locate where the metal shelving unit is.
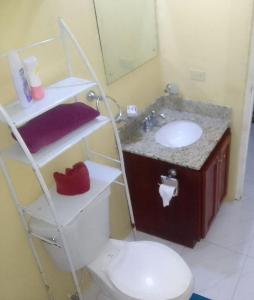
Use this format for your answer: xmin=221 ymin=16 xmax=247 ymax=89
xmin=0 ymin=19 xmax=135 ymax=300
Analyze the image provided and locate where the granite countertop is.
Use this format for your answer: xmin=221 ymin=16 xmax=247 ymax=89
xmin=119 ymin=96 xmax=231 ymax=170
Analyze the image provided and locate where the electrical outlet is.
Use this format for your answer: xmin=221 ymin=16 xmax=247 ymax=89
xmin=190 ymin=69 xmax=206 ymax=82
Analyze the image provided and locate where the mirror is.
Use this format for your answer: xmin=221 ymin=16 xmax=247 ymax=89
xmin=93 ymin=0 xmax=158 ymax=84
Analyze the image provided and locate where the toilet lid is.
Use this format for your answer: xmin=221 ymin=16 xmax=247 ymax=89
xmin=106 ymin=241 xmax=192 ymax=300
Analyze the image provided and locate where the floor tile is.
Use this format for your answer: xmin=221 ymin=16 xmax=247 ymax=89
xmin=232 ymin=256 xmax=254 ymax=300
xmin=239 ymin=195 xmax=254 ymax=213
xmin=198 ymin=272 xmax=241 ymax=300
xmin=205 ymin=201 xmax=254 ymax=255
xmin=181 ymin=240 xmax=246 ymax=300
xmin=83 ymin=282 xmax=101 ymax=300
xmin=243 ymin=179 xmax=254 ymax=199
xmin=245 ymin=233 xmax=254 ymax=259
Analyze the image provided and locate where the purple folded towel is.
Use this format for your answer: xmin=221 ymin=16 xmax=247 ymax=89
xmin=15 ymin=102 xmax=99 ymax=153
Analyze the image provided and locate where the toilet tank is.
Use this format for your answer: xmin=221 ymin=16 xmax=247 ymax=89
xmin=29 ymin=188 xmax=111 ymax=272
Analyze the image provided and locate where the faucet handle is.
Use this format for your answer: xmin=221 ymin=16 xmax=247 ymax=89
xmin=159 ymin=113 xmax=166 ymax=119
xmin=144 ymin=116 xmax=151 ymax=123
xmin=151 ymin=110 xmax=156 ymax=117
xmin=143 ymin=116 xmax=151 ymax=132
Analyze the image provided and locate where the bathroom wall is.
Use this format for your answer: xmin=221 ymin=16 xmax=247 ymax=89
xmin=157 ymin=0 xmax=254 ymax=200
xmin=1 ymin=0 xmax=254 ymax=299
xmin=0 ymin=1 xmax=163 ymax=299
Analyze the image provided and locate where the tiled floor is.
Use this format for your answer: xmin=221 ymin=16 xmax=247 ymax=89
xmin=86 ymin=125 xmax=254 ymax=300
xmin=154 ymin=125 xmax=254 ymax=300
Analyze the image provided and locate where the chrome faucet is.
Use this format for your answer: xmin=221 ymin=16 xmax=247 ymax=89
xmin=142 ymin=110 xmax=166 ymax=132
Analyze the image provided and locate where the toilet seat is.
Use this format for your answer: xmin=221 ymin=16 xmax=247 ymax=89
xmin=105 ymin=241 xmax=193 ymax=300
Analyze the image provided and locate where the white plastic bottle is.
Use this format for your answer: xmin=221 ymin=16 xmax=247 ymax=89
xmin=8 ymin=50 xmax=32 ymax=108
xmin=23 ymin=56 xmax=45 ymax=101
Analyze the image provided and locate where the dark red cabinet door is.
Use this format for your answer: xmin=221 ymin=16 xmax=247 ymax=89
xmin=123 ymin=152 xmax=202 ymax=247
xmin=217 ymin=133 xmax=231 ymax=207
xmin=202 ymin=153 xmax=218 ymax=237
xmin=202 ymin=129 xmax=231 ymax=236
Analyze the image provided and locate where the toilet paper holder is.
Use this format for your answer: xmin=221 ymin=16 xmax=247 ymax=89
xmin=160 ymin=169 xmax=179 ymax=197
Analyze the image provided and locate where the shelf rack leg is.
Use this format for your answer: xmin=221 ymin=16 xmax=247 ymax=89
xmin=0 ymin=158 xmax=54 ymax=300
xmin=31 ymin=169 xmax=84 ymax=300
xmin=0 ymin=17 xmax=137 ymax=300
xmin=0 ymin=108 xmax=84 ymax=300
xmin=58 ymin=19 xmax=136 ymax=232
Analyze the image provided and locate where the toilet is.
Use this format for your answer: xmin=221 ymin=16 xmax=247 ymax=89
xmin=29 ymin=188 xmax=193 ymax=300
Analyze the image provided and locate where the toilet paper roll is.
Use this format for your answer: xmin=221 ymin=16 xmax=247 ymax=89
xmin=159 ymin=184 xmax=176 ymax=207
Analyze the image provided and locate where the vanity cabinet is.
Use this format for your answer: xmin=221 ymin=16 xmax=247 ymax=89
xmin=123 ymin=129 xmax=231 ymax=247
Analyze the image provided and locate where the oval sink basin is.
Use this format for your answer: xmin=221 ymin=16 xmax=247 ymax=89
xmin=155 ymin=120 xmax=203 ymax=148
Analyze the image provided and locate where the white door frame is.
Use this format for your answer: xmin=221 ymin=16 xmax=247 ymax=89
xmin=236 ymin=24 xmax=254 ymax=200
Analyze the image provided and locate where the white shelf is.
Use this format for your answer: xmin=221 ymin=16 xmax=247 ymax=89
xmin=24 ymin=160 xmax=121 ymax=226
xmin=3 ymin=116 xmax=109 ymax=167
xmin=0 ymin=77 xmax=97 ymax=126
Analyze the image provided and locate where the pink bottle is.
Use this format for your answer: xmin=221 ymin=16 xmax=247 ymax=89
xmin=23 ymin=56 xmax=45 ymax=101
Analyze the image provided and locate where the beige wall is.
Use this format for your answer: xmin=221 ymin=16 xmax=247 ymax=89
xmin=1 ymin=0 xmax=254 ymax=299
xmin=158 ymin=0 xmax=254 ymax=200
xmin=0 ymin=1 xmax=162 ymax=299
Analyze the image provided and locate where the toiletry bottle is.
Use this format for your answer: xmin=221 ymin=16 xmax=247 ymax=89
xmin=24 ymin=56 xmax=45 ymax=100
xmin=8 ymin=50 xmax=32 ymax=108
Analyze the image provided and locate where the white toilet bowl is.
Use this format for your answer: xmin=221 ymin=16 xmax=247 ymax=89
xmin=88 ymin=239 xmax=193 ymax=300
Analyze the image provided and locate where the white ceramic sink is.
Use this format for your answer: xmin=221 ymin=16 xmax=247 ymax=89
xmin=155 ymin=120 xmax=203 ymax=148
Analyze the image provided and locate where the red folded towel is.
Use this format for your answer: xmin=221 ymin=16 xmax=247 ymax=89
xmin=54 ymin=162 xmax=90 ymax=196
